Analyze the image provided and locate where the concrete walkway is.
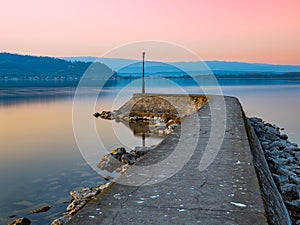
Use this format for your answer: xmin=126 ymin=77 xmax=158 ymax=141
xmin=67 ymin=96 xmax=268 ymax=225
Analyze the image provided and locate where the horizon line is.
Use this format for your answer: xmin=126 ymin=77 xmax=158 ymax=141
xmin=1 ymin=51 xmax=300 ymax=67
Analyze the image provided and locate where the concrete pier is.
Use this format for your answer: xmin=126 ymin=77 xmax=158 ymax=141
xmin=67 ymin=96 xmax=268 ymax=225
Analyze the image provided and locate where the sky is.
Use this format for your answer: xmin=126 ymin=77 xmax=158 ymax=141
xmin=1 ymin=0 xmax=300 ymax=65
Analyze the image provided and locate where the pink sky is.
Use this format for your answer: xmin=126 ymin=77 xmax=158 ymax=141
xmin=1 ymin=0 xmax=300 ymax=64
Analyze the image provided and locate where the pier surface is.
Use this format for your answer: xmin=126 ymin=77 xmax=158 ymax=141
xmin=67 ymin=96 xmax=268 ymax=225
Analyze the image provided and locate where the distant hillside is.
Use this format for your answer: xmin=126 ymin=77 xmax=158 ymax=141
xmin=1 ymin=53 xmax=299 ymax=81
xmin=0 ymin=53 xmax=112 ymax=80
xmin=63 ymin=56 xmax=300 ymax=74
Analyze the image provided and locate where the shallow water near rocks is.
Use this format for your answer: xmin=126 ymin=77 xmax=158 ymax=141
xmin=1 ymin=79 xmax=300 ymax=224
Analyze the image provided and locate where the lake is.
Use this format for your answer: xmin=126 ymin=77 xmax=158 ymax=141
xmin=1 ymin=78 xmax=300 ymax=224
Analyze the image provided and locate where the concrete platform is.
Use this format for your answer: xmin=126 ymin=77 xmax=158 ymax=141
xmin=67 ymin=96 xmax=268 ymax=225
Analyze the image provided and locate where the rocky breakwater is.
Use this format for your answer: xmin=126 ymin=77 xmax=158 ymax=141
xmin=249 ymin=117 xmax=300 ymax=224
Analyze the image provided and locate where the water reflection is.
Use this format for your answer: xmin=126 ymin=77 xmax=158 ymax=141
xmin=1 ymin=79 xmax=300 ymax=224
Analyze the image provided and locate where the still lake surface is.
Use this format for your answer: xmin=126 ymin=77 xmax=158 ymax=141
xmin=1 ymin=78 xmax=300 ymax=224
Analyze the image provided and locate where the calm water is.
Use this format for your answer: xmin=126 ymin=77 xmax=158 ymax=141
xmin=1 ymin=78 xmax=300 ymax=224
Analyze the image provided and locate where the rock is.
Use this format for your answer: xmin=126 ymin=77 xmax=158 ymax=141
xmin=249 ymin=116 xmax=300 ymax=222
xmin=70 ymin=188 xmax=99 ymax=201
xmin=168 ymin=124 xmax=179 ymax=130
xmin=31 ymin=205 xmax=51 ymax=213
xmin=285 ymin=145 xmax=299 ymax=152
xmin=8 ymin=218 xmax=31 ymax=225
xmin=161 ymin=113 xmax=170 ymax=122
xmin=121 ymin=153 xmax=136 ymax=165
xmin=129 ymin=150 xmax=139 ymax=159
xmin=133 ymin=146 xmax=153 ymax=157
xmin=66 ymin=200 xmax=86 ymax=215
xmin=261 ymin=142 xmax=269 ymax=150
xmin=256 ymin=121 xmax=265 ymax=129
xmin=93 ymin=112 xmax=101 ymax=118
xmin=100 ymin=111 xmax=113 ymax=120
xmin=154 ymin=122 xmax=166 ymax=128
xmin=290 ymin=175 xmax=300 ymax=185
xmin=249 ymin=117 xmax=263 ymax=123
xmin=268 ymin=141 xmax=286 ymax=150
xmin=272 ymin=174 xmax=289 ymax=187
xmin=129 ymin=116 xmax=144 ymax=122
xmin=8 ymin=215 xmax=16 ymax=218
xmin=264 ymin=125 xmax=279 ymax=135
xmin=165 ymin=128 xmax=172 ymax=136
xmin=277 ymin=166 xmax=297 ymax=177
xmin=279 ymin=184 xmax=300 ymax=201
xmin=94 ymin=182 xmax=111 ymax=191
xmin=280 ymin=134 xmax=288 ymax=140
xmin=158 ymin=129 xmax=164 ymax=136
xmin=110 ymin=147 xmax=126 ymax=160
xmin=51 ymin=216 xmax=70 ymax=225
xmin=285 ymin=199 xmax=300 ymax=213
xmin=97 ymin=154 xmax=124 ymax=173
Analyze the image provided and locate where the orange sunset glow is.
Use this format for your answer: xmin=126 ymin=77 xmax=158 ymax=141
xmin=1 ymin=0 xmax=300 ymax=64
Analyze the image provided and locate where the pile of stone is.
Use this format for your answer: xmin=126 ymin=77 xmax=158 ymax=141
xmin=94 ymin=110 xmax=181 ymax=137
xmin=51 ymin=183 xmax=110 ymax=225
xmin=98 ymin=146 xmax=154 ymax=172
xmin=93 ymin=110 xmax=116 ymax=120
xmin=249 ymin=117 xmax=300 ymax=224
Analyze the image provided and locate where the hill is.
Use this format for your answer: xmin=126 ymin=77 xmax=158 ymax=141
xmin=0 ymin=53 xmax=112 ymax=80
xmin=63 ymin=57 xmax=300 ymax=74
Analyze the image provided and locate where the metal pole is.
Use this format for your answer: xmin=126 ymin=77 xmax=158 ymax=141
xmin=142 ymin=52 xmax=145 ymax=94
xmin=142 ymin=133 xmax=145 ymax=147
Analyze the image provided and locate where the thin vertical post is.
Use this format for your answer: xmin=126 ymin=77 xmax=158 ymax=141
xmin=142 ymin=52 xmax=145 ymax=94
xmin=142 ymin=133 xmax=145 ymax=147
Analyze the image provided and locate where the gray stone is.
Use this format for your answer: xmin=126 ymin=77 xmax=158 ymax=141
xmin=133 ymin=146 xmax=153 ymax=157
xmin=264 ymin=126 xmax=279 ymax=135
xmin=272 ymin=174 xmax=289 ymax=187
xmin=256 ymin=121 xmax=264 ymax=129
xmin=285 ymin=145 xmax=299 ymax=152
xmin=285 ymin=199 xmax=300 ymax=213
xmin=290 ymin=175 xmax=300 ymax=185
xmin=97 ymin=154 xmax=124 ymax=173
xmin=268 ymin=141 xmax=286 ymax=150
xmin=121 ymin=153 xmax=136 ymax=165
xmin=277 ymin=166 xmax=297 ymax=178
xmin=250 ymin=117 xmax=263 ymax=123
